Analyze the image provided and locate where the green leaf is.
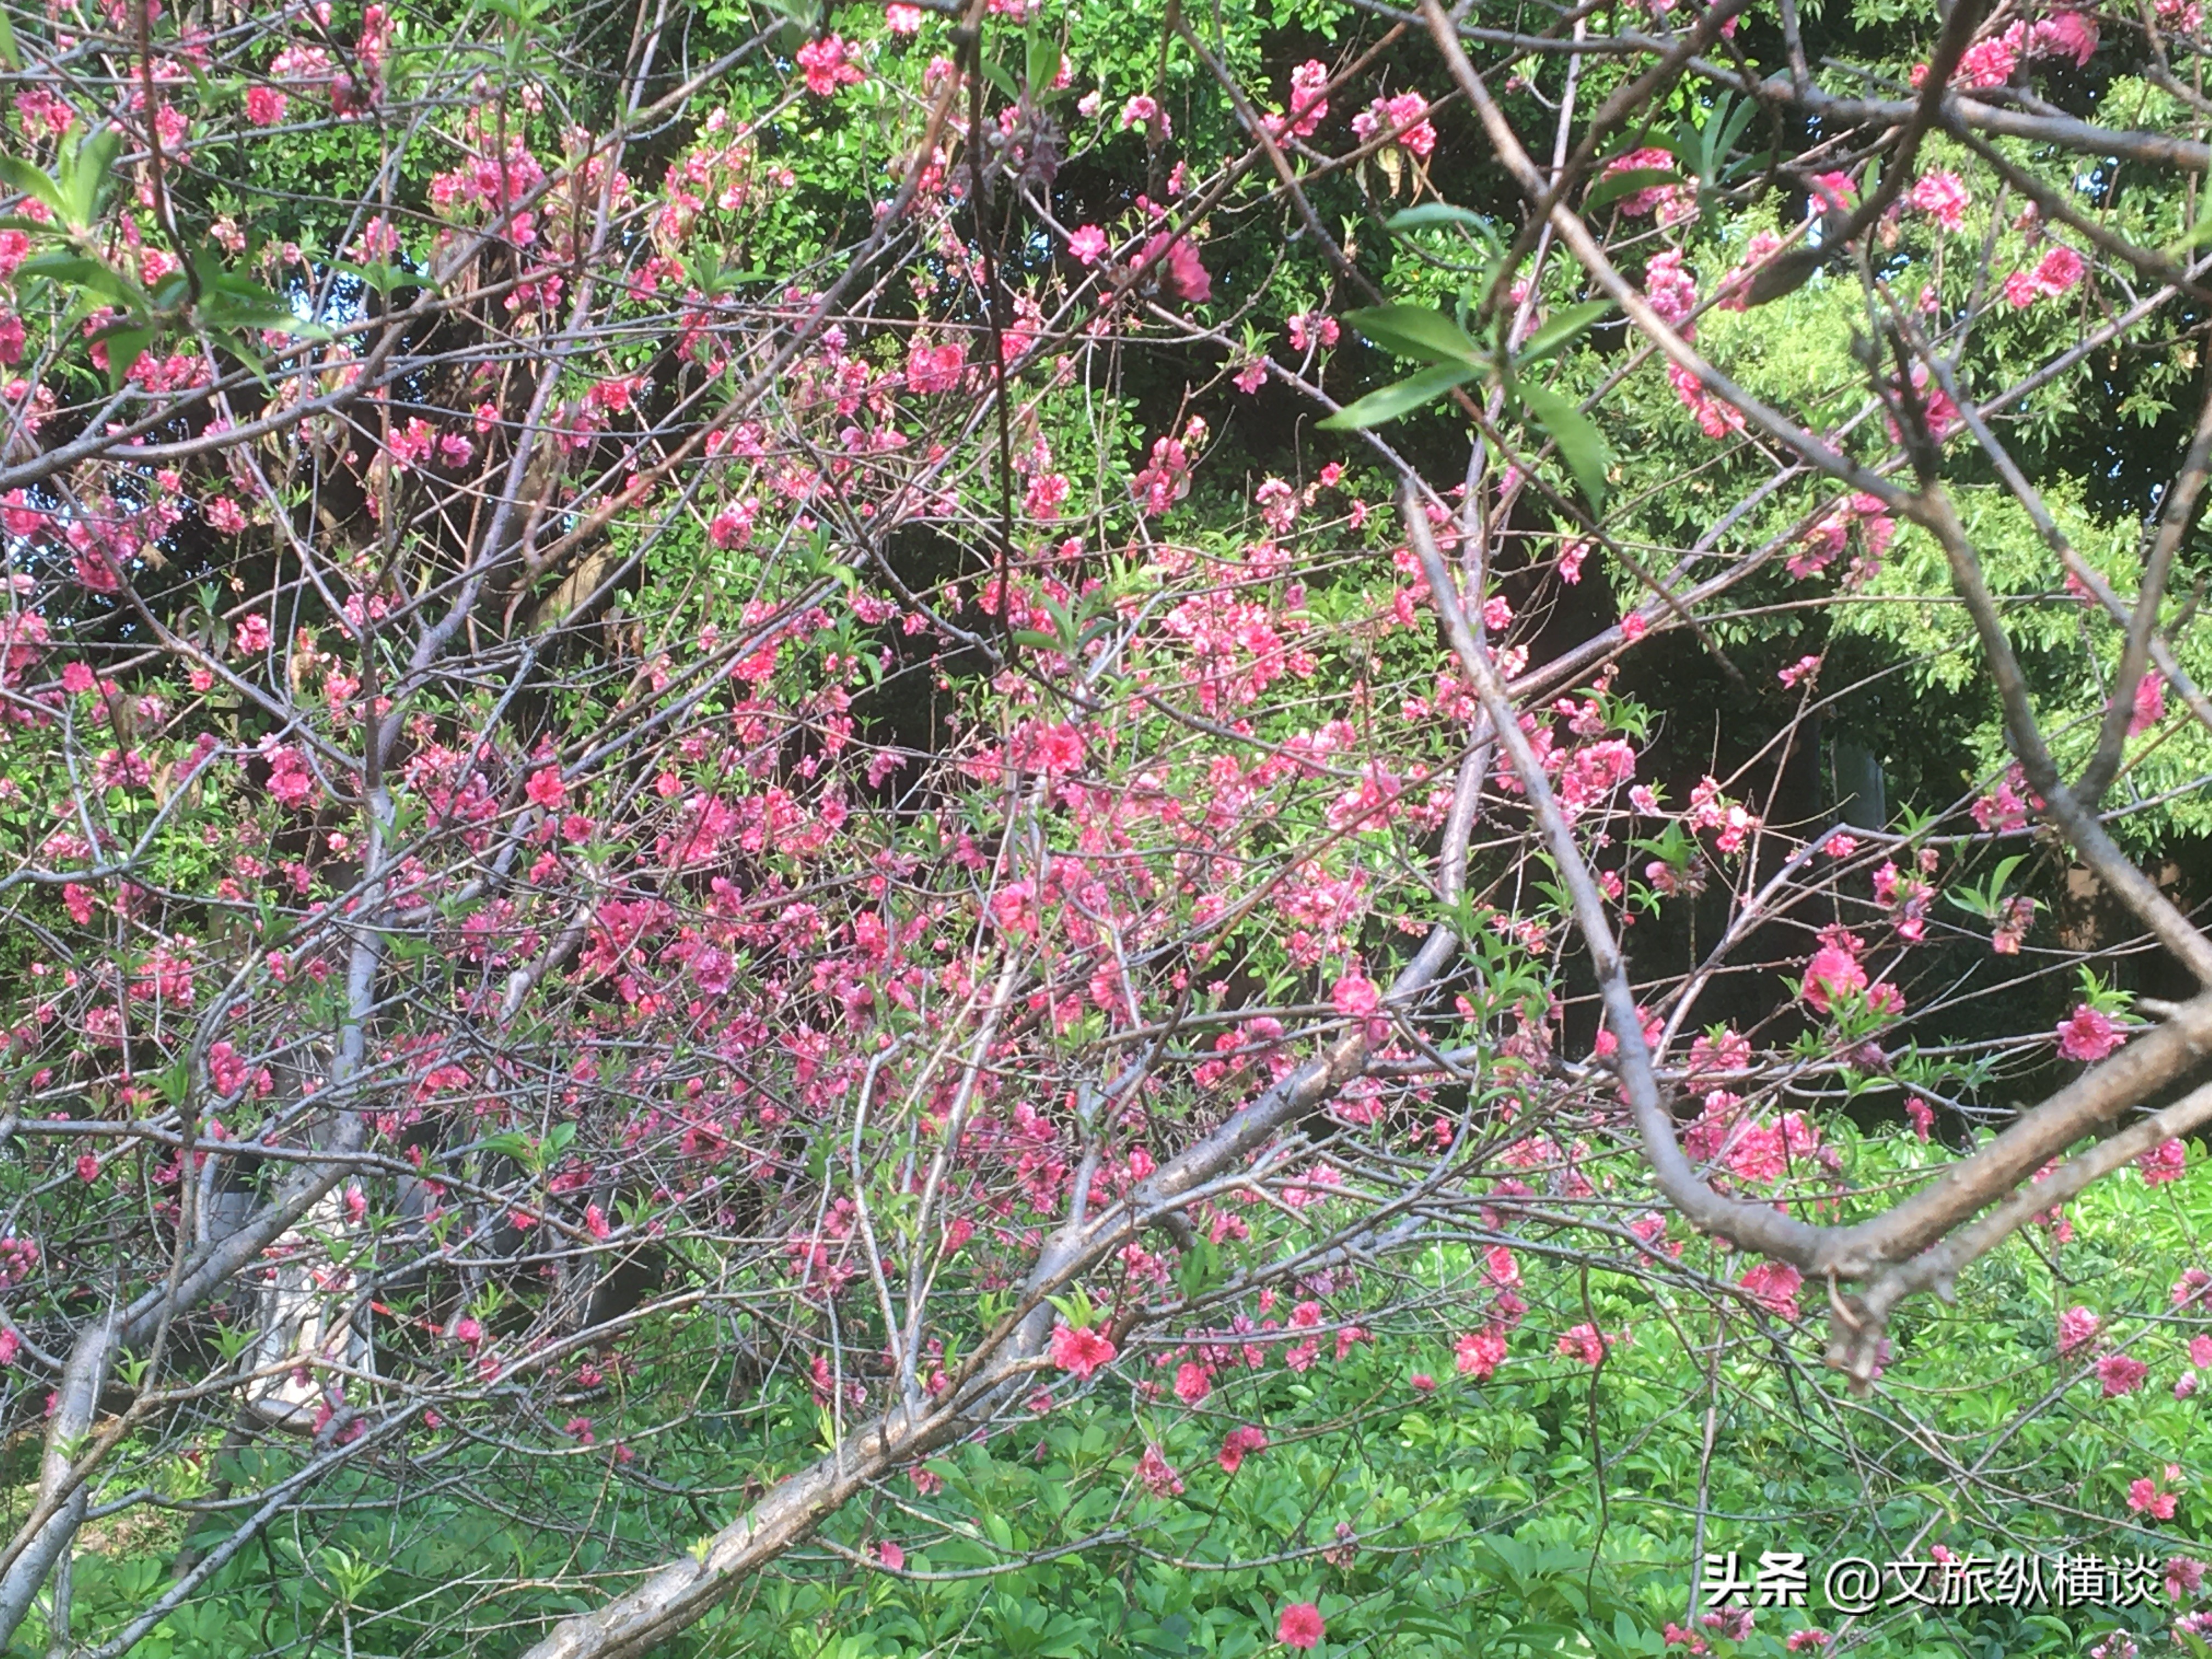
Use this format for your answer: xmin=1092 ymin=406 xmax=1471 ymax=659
xmin=1340 ymin=303 xmax=1485 ymax=367
xmin=100 ymin=325 xmax=154 ymax=392
xmin=0 ymin=9 xmax=19 ymax=71
xmin=1025 ymin=27 xmax=1060 ymax=97
xmin=1514 ymin=380 xmax=1611 ymax=507
xmin=980 ymin=55 xmax=1019 ymax=104
xmin=1384 ymin=202 xmax=1499 ymax=245
xmin=2167 ymin=210 xmax=2212 ymax=260
xmin=66 ymin=129 xmax=121 ymax=228
xmin=19 ymin=250 xmax=142 ymax=310
xmin=1583 ymin=167 xmax=1678 ymax=216
xmin=1512 ymin=300 xmax=1613 ymax=369
xmin=1317 ymin=362 xmax=1478 ymax=430
xmin=0 ymin=157 xmax=66 ymax=219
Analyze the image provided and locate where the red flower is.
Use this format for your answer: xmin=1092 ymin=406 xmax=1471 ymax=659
xmin=1218 ymin=1424 xmax=1269 ymax=1474
xmin=1049 ymin=1322 xmax=1117 ymax=1381
xmin=1276 ymin=1602 xmax=1325 ymax=1650
xmin=2140 ymin=1141 xmax=2188 ymax=1186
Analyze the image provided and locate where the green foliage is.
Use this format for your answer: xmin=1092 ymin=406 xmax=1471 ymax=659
xmin=31 ymin=1126 xmax=2212 ymax=1658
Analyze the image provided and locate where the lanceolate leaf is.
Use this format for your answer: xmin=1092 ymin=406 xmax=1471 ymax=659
xmin=1512 ymin=380 xmax=1611 ymax=507
xmin=1383 ymin=201 xmax=1502 ymax=249
xmin=1340 ymin=303 xmax=1485 ymax=368
xmin=1318 ymin=362 xmax=1479 ymax=430
xmin=1583 ymin=166 xmax=1678 ymax=216
xmin=1511 ymin=300 xmax=1614 ymax=369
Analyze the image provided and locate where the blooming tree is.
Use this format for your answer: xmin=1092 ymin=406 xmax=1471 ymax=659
xmin=4 ymin=0 xmax=2212 ymax=1653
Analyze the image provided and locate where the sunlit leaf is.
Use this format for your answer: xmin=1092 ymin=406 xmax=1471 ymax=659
xmin=1318 ymin=362 xmax=1479 ymax=429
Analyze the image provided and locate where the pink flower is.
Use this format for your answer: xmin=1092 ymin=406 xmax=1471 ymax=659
xmin=1642 ymin=248 xmax=1700 ymax=331
xmin=2034 ymin=244 xmax=2085 ymax=295
xmin=1409 ymin=1372 xmax=1436 ymax=1393
xmin=0 ymin=1329 xmax=17 ymax=1368
xmin=1120 ymin=95 xmax=1167 ymax=134
xmin=2030 ymin=12 xmax=2098 ymax=66
xmin=1951 ymin=33 xmax=2019 ymax=88
xmin=884 ymin=2 xmax=922 ymax=32
xmin=1049 ymin=1322 xmax=1118 ymax=1381
xmin=246 ymin=84 xmax=288 ymax=125
xmin=526 ymin=766 xmax=567 ymax=809
xmin=2130 ymin=673 xmax=2168 ymax=734
xmin=877 ymin=1539 xmax=905 ymax=1570
xmin=1377 ymin=91 xmax=1434 ymax=158
xmin=1068 ymin=224 xmax=1108 ymax=266
xmin=1786 ymin=1634 xmax=1831 ymax=1652
xmin=2192 ymin=1334 xmax=2212 ymax=1368
xmin=1173 ymin=1361 xmax=1211 ymax=1406
xmin=906 ymin=340 xmax=966 ymax=396
xmin=2007 ymin=244 xmax=2087 ymax=307
xmin=1556 ymin=1322 xmax=1614 ymax=1367
xmin=1218 ymin=1424 xmax=1269 ymax=1473
xmin=1331 ymin=972 xmax=1380 ymax=1020
xmin=1739 ymin=1261 xmax=1803 ymax=1322
xmin=2141 ymin=1141 xmax=2188 ymax=1186
xmin=1454 ymin=1328 xmax=1505 ymax=1380
xmin=2168 ymin=1555 xmax=2207 ymax=1600
xmin=1801 ymin=945 xmax=1867 ymax=1013
xmin=2130 ymin=1475 xmax=2179 ymax=1520
xmin=2057 ymin=1004 xmax=2126 ymax=1062
xmin=1908 ymin=171 xmax=1970 ymax=230
xmin=1598 ymin=146 xmax=1683 ymax=218
xmin=795 ymin=35 xmax=864 ymax=97
xmin=1281 ymin=59 xmax=1328 ymax=139
xmin=1138 ymin=233 xmax=1211 ymax=303
xmin=2180 ymin=1372 xmax=2200 ymax=1401
xmin=1905 ymin=1097 xmax=1935 ymax=1141
xmin=1135 ymin=1444 xmax=1183 ymax=1497
xmin=2058 ymin=1304 xmax=2101 ymax=1355
xmin=1276 ymin=1602 xmax=1325 ymax=1650
xmin=2099 ymin=1353 xmax=2150 ymax=1397
xmin=1778 ymin=653 xmax=1822 ymax=689
xmin=76 ymin=1154 xmax=99 ymax=1183
xmin=1808 ymin=170 xmax=1858 ymax=212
